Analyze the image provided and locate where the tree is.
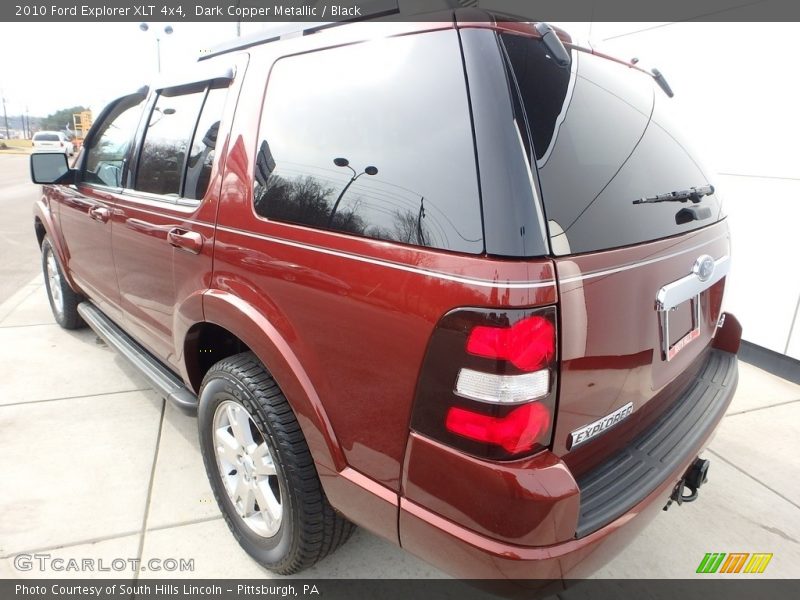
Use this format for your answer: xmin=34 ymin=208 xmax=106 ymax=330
xmin=39 ymin=106 xmax=88 ymax=132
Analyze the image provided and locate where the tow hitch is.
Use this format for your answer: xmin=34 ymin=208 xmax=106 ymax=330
xmin=664 ymin=458 xmax=710 ymax=510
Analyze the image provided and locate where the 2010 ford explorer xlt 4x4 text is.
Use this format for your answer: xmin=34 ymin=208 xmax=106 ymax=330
xmin=29 ymin=12 xmax=742 ymax=581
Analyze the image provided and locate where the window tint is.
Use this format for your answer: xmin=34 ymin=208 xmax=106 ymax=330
xmin=135 ymin=91 xmax=205 ymax=196
xmin=253 ymin=30 xmax=484 ymax=254
xmin=81 ymin=98 xmax=145 ymax=188
xmin=184 ymin=86 xmax=227 ymax=201
xmin=502 ymin=34 xmax=723 ymax=256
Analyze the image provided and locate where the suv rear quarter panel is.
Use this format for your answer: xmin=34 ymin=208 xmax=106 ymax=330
xmin=208 ymin=39 xmax=557 ymax=498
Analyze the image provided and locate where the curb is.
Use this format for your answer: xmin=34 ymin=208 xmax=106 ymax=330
xmin=0 ymin=275 xmax=43 ymax=323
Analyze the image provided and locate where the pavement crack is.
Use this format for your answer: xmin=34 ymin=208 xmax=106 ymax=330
xmin=0 ymin=529 xmax=141 ymax=560
xmin=707 ymin=448 xmax=800 ymax=511
xmin=145 ymin=515 xmax=224 ymax=534
xmin=133 ymin=397 xmax=167 ymax=582
xmin=0 ymin=388 xmax=151 ymax=408
xmin=726 ymin=397 xmax=800 ymax=417
xmin=757 ymin=524 xmax=800 ymax=545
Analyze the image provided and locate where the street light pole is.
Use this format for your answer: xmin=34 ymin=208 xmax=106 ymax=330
xmin=139 ymin=23 xmax=174 ymax=74
xmin=235 ymin=0 xmax=241 ymax=37
xmin=327 ymin=157 xmax=378 ymax=228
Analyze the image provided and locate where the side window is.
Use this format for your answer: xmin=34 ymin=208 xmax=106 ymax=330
xmin=184 ymin=86 xmax=227 ymax=201
xmin=134 ymin=91 xmax=205 ymax=197
xmin=80 ymin=98 xmax=145 ymax=188
xmin=253 ymin=30 xmax=484 ymax=254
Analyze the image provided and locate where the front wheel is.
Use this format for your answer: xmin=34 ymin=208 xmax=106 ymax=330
xmin=198 ymin=352 xmax=354 ymax=574
xmin=41 ymin=236 xmax=84 ymax=329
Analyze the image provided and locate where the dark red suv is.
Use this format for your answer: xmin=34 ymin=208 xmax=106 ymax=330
xmin=30 ymin=12 xmax=740 ymax=580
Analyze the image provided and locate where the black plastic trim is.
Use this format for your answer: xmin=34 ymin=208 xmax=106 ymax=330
xmin=739 ymin=340 xmax=800 ymax=386
xmin=77 ymin=302 xmax=198 ymax=413
xmin=458 ymin=27 xmax=549 ymax=258
xmin=575 ymin=348 xmax=738 ymax=537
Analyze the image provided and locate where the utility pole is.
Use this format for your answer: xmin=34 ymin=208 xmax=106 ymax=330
xmin=1 ymin=90 xmax=9 ymax=139
xmin=25 ymin=106 xmax=30 ymax=139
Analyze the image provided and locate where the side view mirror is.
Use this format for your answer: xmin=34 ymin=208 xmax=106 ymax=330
xmin=30 ymin=153 xmax=73 ymax=185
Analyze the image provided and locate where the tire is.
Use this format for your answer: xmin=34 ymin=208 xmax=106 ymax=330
xmin=41 ymin=236 xmax=85 ymax=329
xmin=198 ymin=352 xmax=354 ymax=574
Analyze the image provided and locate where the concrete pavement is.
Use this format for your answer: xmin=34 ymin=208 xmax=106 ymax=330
xmin=0 ymin=276 xmax=798 ymax=579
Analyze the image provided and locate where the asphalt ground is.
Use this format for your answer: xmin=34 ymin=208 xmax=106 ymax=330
xmin=0 ymin=153 xmax=41 ymax=304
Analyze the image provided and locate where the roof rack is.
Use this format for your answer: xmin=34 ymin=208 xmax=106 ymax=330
xmin=198 ymin=0 xmax=401 ymax=61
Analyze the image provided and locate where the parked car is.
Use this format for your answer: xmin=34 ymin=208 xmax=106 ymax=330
xmin=29 ymin=11 xmax=741 ymax=582
xmin=32 ymin=131 xmax=74 ymax=156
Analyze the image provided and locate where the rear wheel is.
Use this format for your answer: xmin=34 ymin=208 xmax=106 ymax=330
xmin=198 ymin=352 xmax=354 ymax=574
xmin=41 ymin=237 xmax=84 ymax=329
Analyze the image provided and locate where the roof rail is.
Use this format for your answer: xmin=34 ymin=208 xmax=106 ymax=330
xmin=198 ymin=0 xmax=401 ymax=61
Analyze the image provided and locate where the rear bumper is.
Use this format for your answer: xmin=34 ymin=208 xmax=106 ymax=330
xmin=576 ymin=348 xmax=737 ymax=537
xmin=399 ymin=344 xmax=738 ymax=579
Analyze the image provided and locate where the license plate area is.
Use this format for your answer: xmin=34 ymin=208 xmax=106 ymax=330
xmin=659 ymin=296 xmax=700 ymax=361
xmin=655 ymin=255 xmax=730 ymax=362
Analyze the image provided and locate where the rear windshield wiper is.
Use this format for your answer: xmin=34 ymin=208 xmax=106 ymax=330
xmin=632 ymin=185 xmax=715 ymax=205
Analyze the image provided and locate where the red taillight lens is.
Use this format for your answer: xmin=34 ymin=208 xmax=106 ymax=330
xmin=466 ymin=315 xmax=555 ymax=371
xmin=410 ymin=306 xmax=558 ymax=460
xmin=445 ymin=402 xmax=551 ymax=454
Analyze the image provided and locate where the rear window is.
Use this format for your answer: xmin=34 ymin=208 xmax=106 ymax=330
xmin=134 ymin=84 xmax=228 ymax=200
xmin=501 ymin=33 xmax=724 ymax=256
xmin=34 ymin=133 xmax=60 ymax=142
xmin=253 ymin=30 xmax=484 ymax=254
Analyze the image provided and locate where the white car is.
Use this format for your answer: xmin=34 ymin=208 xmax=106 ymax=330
xmin=32 ymin=131 xmax=74 ymax=156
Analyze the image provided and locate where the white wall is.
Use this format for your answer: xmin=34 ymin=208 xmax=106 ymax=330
xmin=551 ymin=22 xmax=800 ymax=358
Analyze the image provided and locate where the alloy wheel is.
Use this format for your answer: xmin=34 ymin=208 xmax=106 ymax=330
xmin=212 ymin=400 xmax=283 ymax=537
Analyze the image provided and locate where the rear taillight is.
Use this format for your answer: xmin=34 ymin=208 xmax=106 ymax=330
xmin=410 ymin=306 xmax=558 ymax=460
xmin=445 ymin=402 xmax=551 ymax=454
xmin=466 ymin=315 xmax=555 ymax=371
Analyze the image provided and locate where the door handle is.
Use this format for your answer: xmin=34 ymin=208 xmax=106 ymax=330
xmin=88 ymin=206 xmax=111 ymax=223
xmin=167 ymin=228 xmax=203 ymax=255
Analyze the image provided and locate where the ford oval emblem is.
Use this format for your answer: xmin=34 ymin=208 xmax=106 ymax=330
xmin=693 ymin=255 xmax=715 ymax=282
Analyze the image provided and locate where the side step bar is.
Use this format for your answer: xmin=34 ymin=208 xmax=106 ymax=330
xmin=77 ymin=302 xmax=198 ymax=413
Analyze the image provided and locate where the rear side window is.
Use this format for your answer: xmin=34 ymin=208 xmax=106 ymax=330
xmin=501 ymin=33 xmax=723 ymax=256
xmin=253 ymin=30 xmax=484 ymax=254
xmin=184 ymin=87 xmax=227 ymax=200
xmin=135 ymin=91 xmax=205 ymax=197
xmin=135 ymin=85 xmax=227 ymax=199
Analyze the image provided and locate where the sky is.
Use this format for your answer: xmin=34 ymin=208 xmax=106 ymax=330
xmin=0 ymin=21 xmax=268 ymax=118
